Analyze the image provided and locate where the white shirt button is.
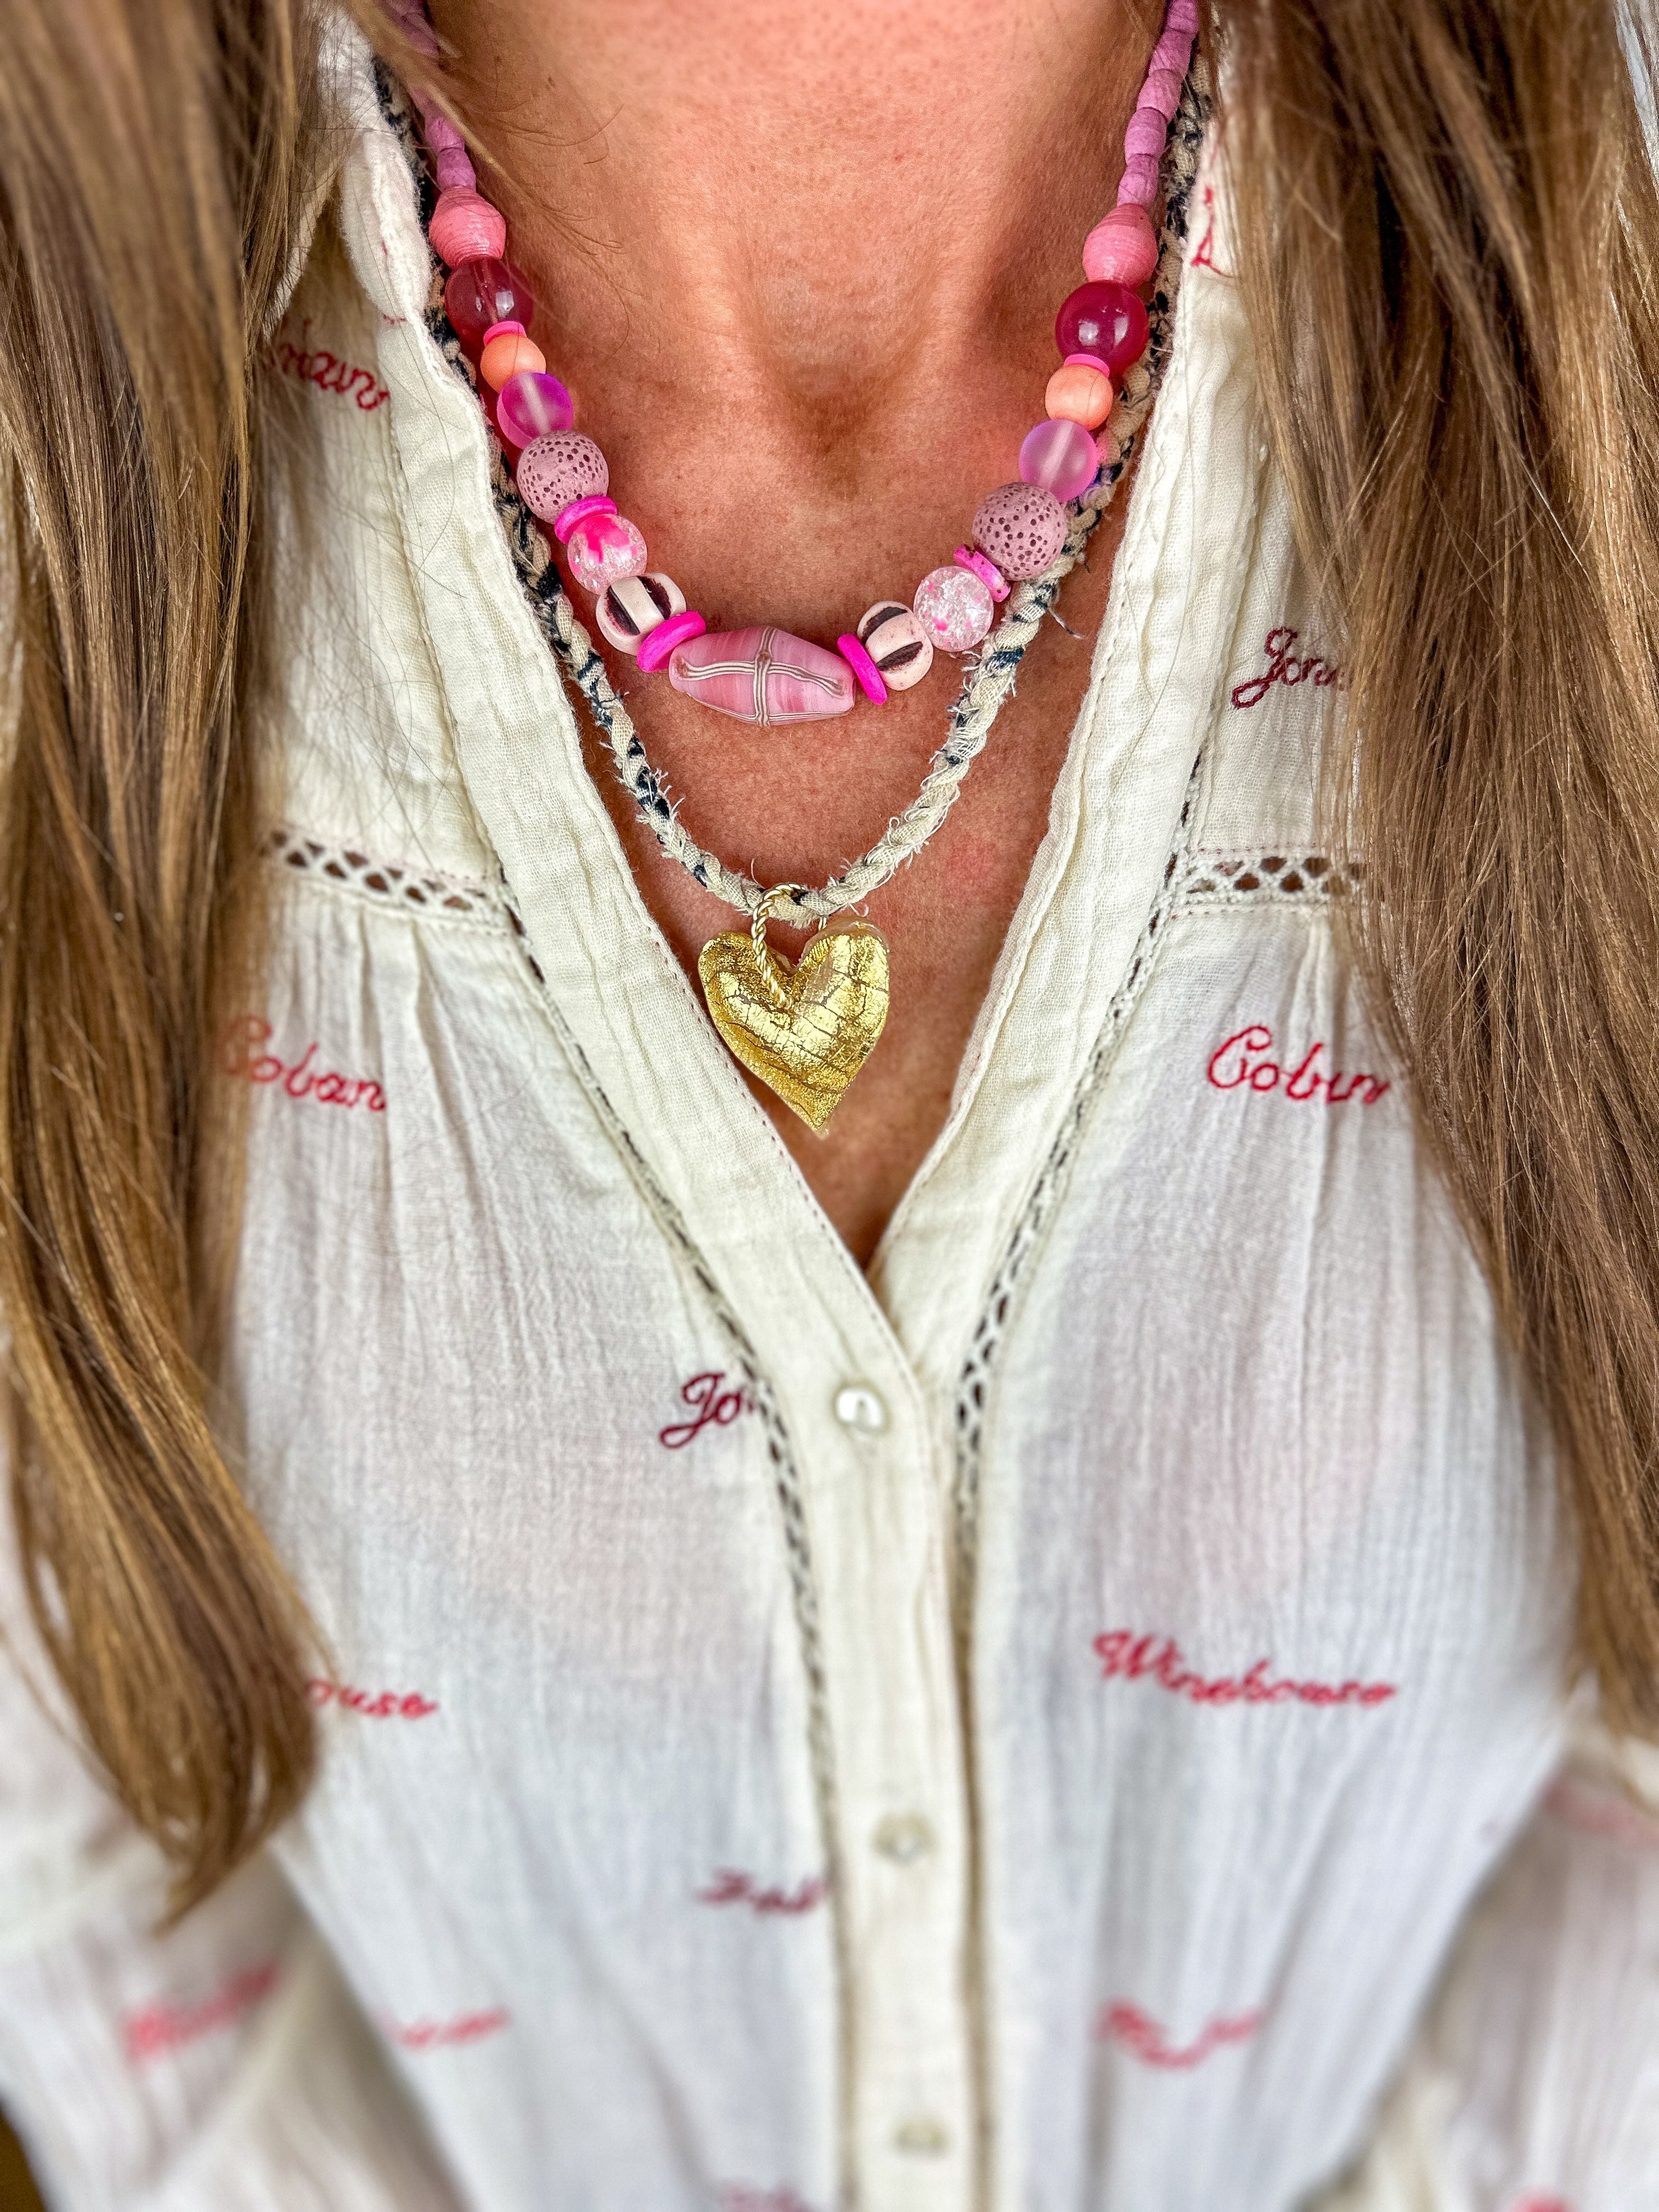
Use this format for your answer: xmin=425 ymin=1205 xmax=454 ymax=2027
xmin=893 ymin=2115 xmax=951 ymax=2156
xmin=872 ymin=1813 xmax=934 ymax=1864
xmin=833 ymin=1382 xmax=888 ymax=1435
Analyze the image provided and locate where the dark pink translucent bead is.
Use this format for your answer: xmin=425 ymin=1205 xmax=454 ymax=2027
xmin=495 ymin=369 xmax=574 ymax=449
xmin=1054 ymin=281 xmax=1149 ymax=373
xmin=445 ymin=257 xmax=537 ymax=355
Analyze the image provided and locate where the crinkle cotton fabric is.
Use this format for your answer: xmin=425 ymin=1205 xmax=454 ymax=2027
xmin=3 ymin=16 xmax=1659 ymax=2212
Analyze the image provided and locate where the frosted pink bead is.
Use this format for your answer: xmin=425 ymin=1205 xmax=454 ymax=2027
xmin=914 ymin=565 xmax=995 ymax=653
xmin=1142 ymin=65 xmax=1185 ymax=118
xmin=1124 ymin=108 xmax=1167 ymax=160
xmin=1118 ymin=158 xmax=1161 ymax=208
xmin=435 ymin=148 xmax=476 ymax=193
xmin=1019 ymin=417 xmax=1099 ymax=503
xmin=429 ymin=189 xmax=507 ymax=267
xmin=566 ymin=510 xmax=648 ymax=594
xmin=637 ymin=609 xmax=706 ymax=673
xmin=495 ymin=370 xmax=574 ymax=450
xmin=1084 ymin=206 xmax=1159 ymax=287
xmin=516 ymin=431 xmax=607 ymax=520
xmin=973 ymin=481 xmax=1067 ymax=578
xmin=836 ymin=633 xmax=888 ymax=706
xmin=668 ymin=627 xmax=855 ymax=724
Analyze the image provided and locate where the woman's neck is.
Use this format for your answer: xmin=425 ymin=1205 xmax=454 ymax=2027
xmin=435 ymin=0 xmax=1160 ymax=625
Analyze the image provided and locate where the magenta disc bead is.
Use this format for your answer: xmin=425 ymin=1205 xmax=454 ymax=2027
xmin=495 ymin=369 xmax=574 ymax=449
xmin=973 ymin=482 xmax=1068 ymax=579
xmin=565 ymin=510 xmax=648 ymax=594
xmin=516 ymin=431 xmax=608 ymax=522
xmin=1019 ymin=417 xmax=1100 ymax=504
xmin=445 ymin=257 xmax=537 ymax=354
xmin=1055 ymin=281 xmax=1149 ymax=374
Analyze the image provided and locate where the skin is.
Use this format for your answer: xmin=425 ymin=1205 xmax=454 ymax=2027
xmin=439 ymin=0 xmax=1160 ymax=1264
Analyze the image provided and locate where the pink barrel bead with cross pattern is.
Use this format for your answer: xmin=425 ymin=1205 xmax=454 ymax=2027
xmin=667 ymin=627 xmax=856 ymax=725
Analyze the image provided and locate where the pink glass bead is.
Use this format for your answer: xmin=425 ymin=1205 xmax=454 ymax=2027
xmin=566 ymin=510 xmax=648 ymax=594
xmin=668 ymin=627 xmax=856 ymax=725
xmin=1056 ymin=281 xmax=1149 ymax=372
xmin=516 ymin=431 xmax=607 ymax=520
xmin=1142 ymin=65 xmax=1185 ymax=119
xmin=1084 ymin=206 xmax=1159 ymax=289
xmin=435 ymin=148 xmax=476 ymax=193
xmin=429 ymin=188 xmax=507 ymax=267
xmin=973 ymin=481 xmax=1067 ymax=578
xmin=597 ymin=573 xmax=687 ymax=654
xmin=551 ymin=493 xmax=615 ymax=544
xmin=837 ymin=633 xmax=888 ymax=706
xmin=1125 ymin=108 xmax=1167 ymax=160
xmin=914 ymin=565 xmax=995 ymax=653
xmin=445 ymin=258 xmax=535 ymax=354
xmin=1020 ymin=416 xmax=1099 ymax=502
xmin=637 ymin=609 xmax=706 ymax=673
xmin=1118 ymin=157 xmax=1161 ymax=209
xmin=495 ymin=370 xmax=574 ymax=450
xmin=953 ymin=546 xmax=1009 ymax=600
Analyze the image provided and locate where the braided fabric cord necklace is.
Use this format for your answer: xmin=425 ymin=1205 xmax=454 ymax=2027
xmin=388 ymin=4 xmax=1206 ymax=1129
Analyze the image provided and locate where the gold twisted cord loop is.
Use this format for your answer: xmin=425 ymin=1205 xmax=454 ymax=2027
xmin=751 ymin=885 xmax=805 ymax=1009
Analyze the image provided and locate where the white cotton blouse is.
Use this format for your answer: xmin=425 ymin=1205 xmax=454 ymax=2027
xmin=4 ymin=19 xmax=1659 ymax=2212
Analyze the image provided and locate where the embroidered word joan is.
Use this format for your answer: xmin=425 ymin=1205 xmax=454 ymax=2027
xmin=1097 ymin=2000 xmax=1264 ymax=2069
xmin=1093 ymin=1630 xmax=1398 ymax=1709
xmin=123 ymin=1962 xmax=278 ymax=2064
xmin=1207 ymin=1026 xmax=1389 ymax=1105
xmin=697 ymin=1869 xmax=828 ymax=1917
xmin=273 ymin=320 xmax=390 ymax=410
xmin=384 ymin=2008 xmax=509 ymax=2051
xmin=1230 ymin=625 xmax=1346 ymax=710
xmin=223 ymin=1017 xmax=386 ymax=1111
xmin=658 ymin=1369 xmax=755 ymax=1450
xmin=308 ymin=1678 xmax=439 ymax=1720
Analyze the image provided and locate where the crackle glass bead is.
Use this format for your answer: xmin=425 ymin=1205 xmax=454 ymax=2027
xmin=445 ymin=258 xmax=537 ymax=354
xmin=495 ymin=370 xmax=574 ymax=449
xmin=974 ymin=481 xmax=1067 ymax=578
xmin=1056 ymin=281 xmax=1149 ymax=373
xmin=565 ymin=509 xmax=648 ymax=593
xmin=913 ymin=565 xmax=994 ymax=654
xmin=1021 ymin=415 xmax=1100 ymax=501
xmin=516 ymin=431 xmax=607 ymax=521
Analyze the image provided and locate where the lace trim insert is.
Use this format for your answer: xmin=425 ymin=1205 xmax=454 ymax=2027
xmin=1172 ymin=849 xmax=1358 ymax=904
xmin=266 ymin=828 xmax=510 ymax=929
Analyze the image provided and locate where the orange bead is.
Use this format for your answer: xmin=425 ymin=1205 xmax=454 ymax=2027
xmin=479 ymin=330 xmax=546 ymax=390
xmin=1045 ymin=360 xmax=1113 ymax=429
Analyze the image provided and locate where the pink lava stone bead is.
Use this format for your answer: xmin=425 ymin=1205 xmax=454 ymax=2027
xmin=430 ymin=188 xmax=507 ymax=267
xmin=914 ymin=565 xmax=995 ymax=654
xmin=1124 ymin=108 xmax=1167 ymax=160
xmin=516 ymin=431 xmax=608 ymax=521
xmin=1022 ymin=415 xmax=1101 ymax=501
xmin=1056 ymin=281 xmax=1150 ymax=373
xmin=1084 ymin=206 xmax=1160 ymax=289
xmin=495 ymin=370 xmax=574 ymax=450
xmin=445 ymin=258 xmax=536 ymax=355
xmin=974 ymin=482 xmax=1068 ymax=579
xmin=565 ymin=510 xmax=648 ymax=594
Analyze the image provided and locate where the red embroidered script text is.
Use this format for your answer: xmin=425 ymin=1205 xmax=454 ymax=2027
xmin=1207 ymin=1026 xmax=1389 ymax=1105
xmin=223 ymin=1017 xmax=386 ymax=1111
xmin=273 ymin=322 xmax=389 ymax=410
xmin=697 ymin=1869 xmax=828 ymax=1917
xmin=123 ymin=1962 xmax=278 ymax=2064
xmin=1097 ymin=2000 xmax=1264 ymax=2069
xmin=308 ymin=1678 xmax=438 ymax=1720
xmin=659 ymin=1370 xmax=754 ymax=1449
xmin=385 ymin=2008 xmax=509 ymax=2051
xmin=1230 ymin=626 xmax=1345 ymax=710
xmin=1094 ymin=1630 xmax=1397 ymax=1709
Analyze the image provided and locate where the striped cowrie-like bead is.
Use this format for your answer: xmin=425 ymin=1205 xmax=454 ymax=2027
xmin=596 ymin=572 xmax=687 ymax=654
xmin=855 ymin=602 xmax=934 ymax=691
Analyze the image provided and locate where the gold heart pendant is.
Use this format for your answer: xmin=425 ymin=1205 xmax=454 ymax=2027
xmin=698 ymin=911 xmax=890 ymax=1135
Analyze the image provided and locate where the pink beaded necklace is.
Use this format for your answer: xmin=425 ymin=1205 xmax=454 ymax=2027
xmin=389 ymin=0 xmax=1200 ymax=1131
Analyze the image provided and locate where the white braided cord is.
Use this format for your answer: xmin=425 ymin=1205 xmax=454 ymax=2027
xmin=415 ymin=66 xmax=1211 ymax=932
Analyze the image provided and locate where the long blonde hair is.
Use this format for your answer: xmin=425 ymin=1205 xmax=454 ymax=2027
xmin=2 ymin=0 xmax=1657 ymax=1909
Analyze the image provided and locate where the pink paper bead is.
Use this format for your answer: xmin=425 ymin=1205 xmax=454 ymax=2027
xmin=973 ymin=481 xmax=1068 ymax=578
xmin=516 ymin=431 xmax=607 ymax=520
xmin=953 ymin=545 xmax=1009 ymax=600
xmin=566 ymin=510 xmax=648 ymax=595
xmin=636 ymin=609 xmax=706 ymax=674
xmin=668 ymin=626 xmax=855 ymax=724
xmin=430 ymin=188 xmax=507 ymax=267
xmin=1153 ymin=30 xmax=1193 ymax=72
xmin=435 ymin=148 xmax=476 ymax=193
xmin=495 ymin=370 xmax=574 ymax=450
xmin=836 ymin=633 xmax=889 ymax=706
xmin=1118 ymin=158 xmax=1161 ymax=208
xmin=914 ymin=565 xmax=995 ymax=653
xmin=1124 ymin=108 xmax=1167 ymax=160
xmin=1167 ymin=0 xmax=1199 ymax=30
xmin=1142 ymin=65 xmax=1185 ymax=117
xmin=1019 ymin=417 xmax=1099 ymax=503
xmin=1084 ymin=206 xmax=1160 ymax=288
xmin=425 ymin=112 xmax=465 ymax=151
